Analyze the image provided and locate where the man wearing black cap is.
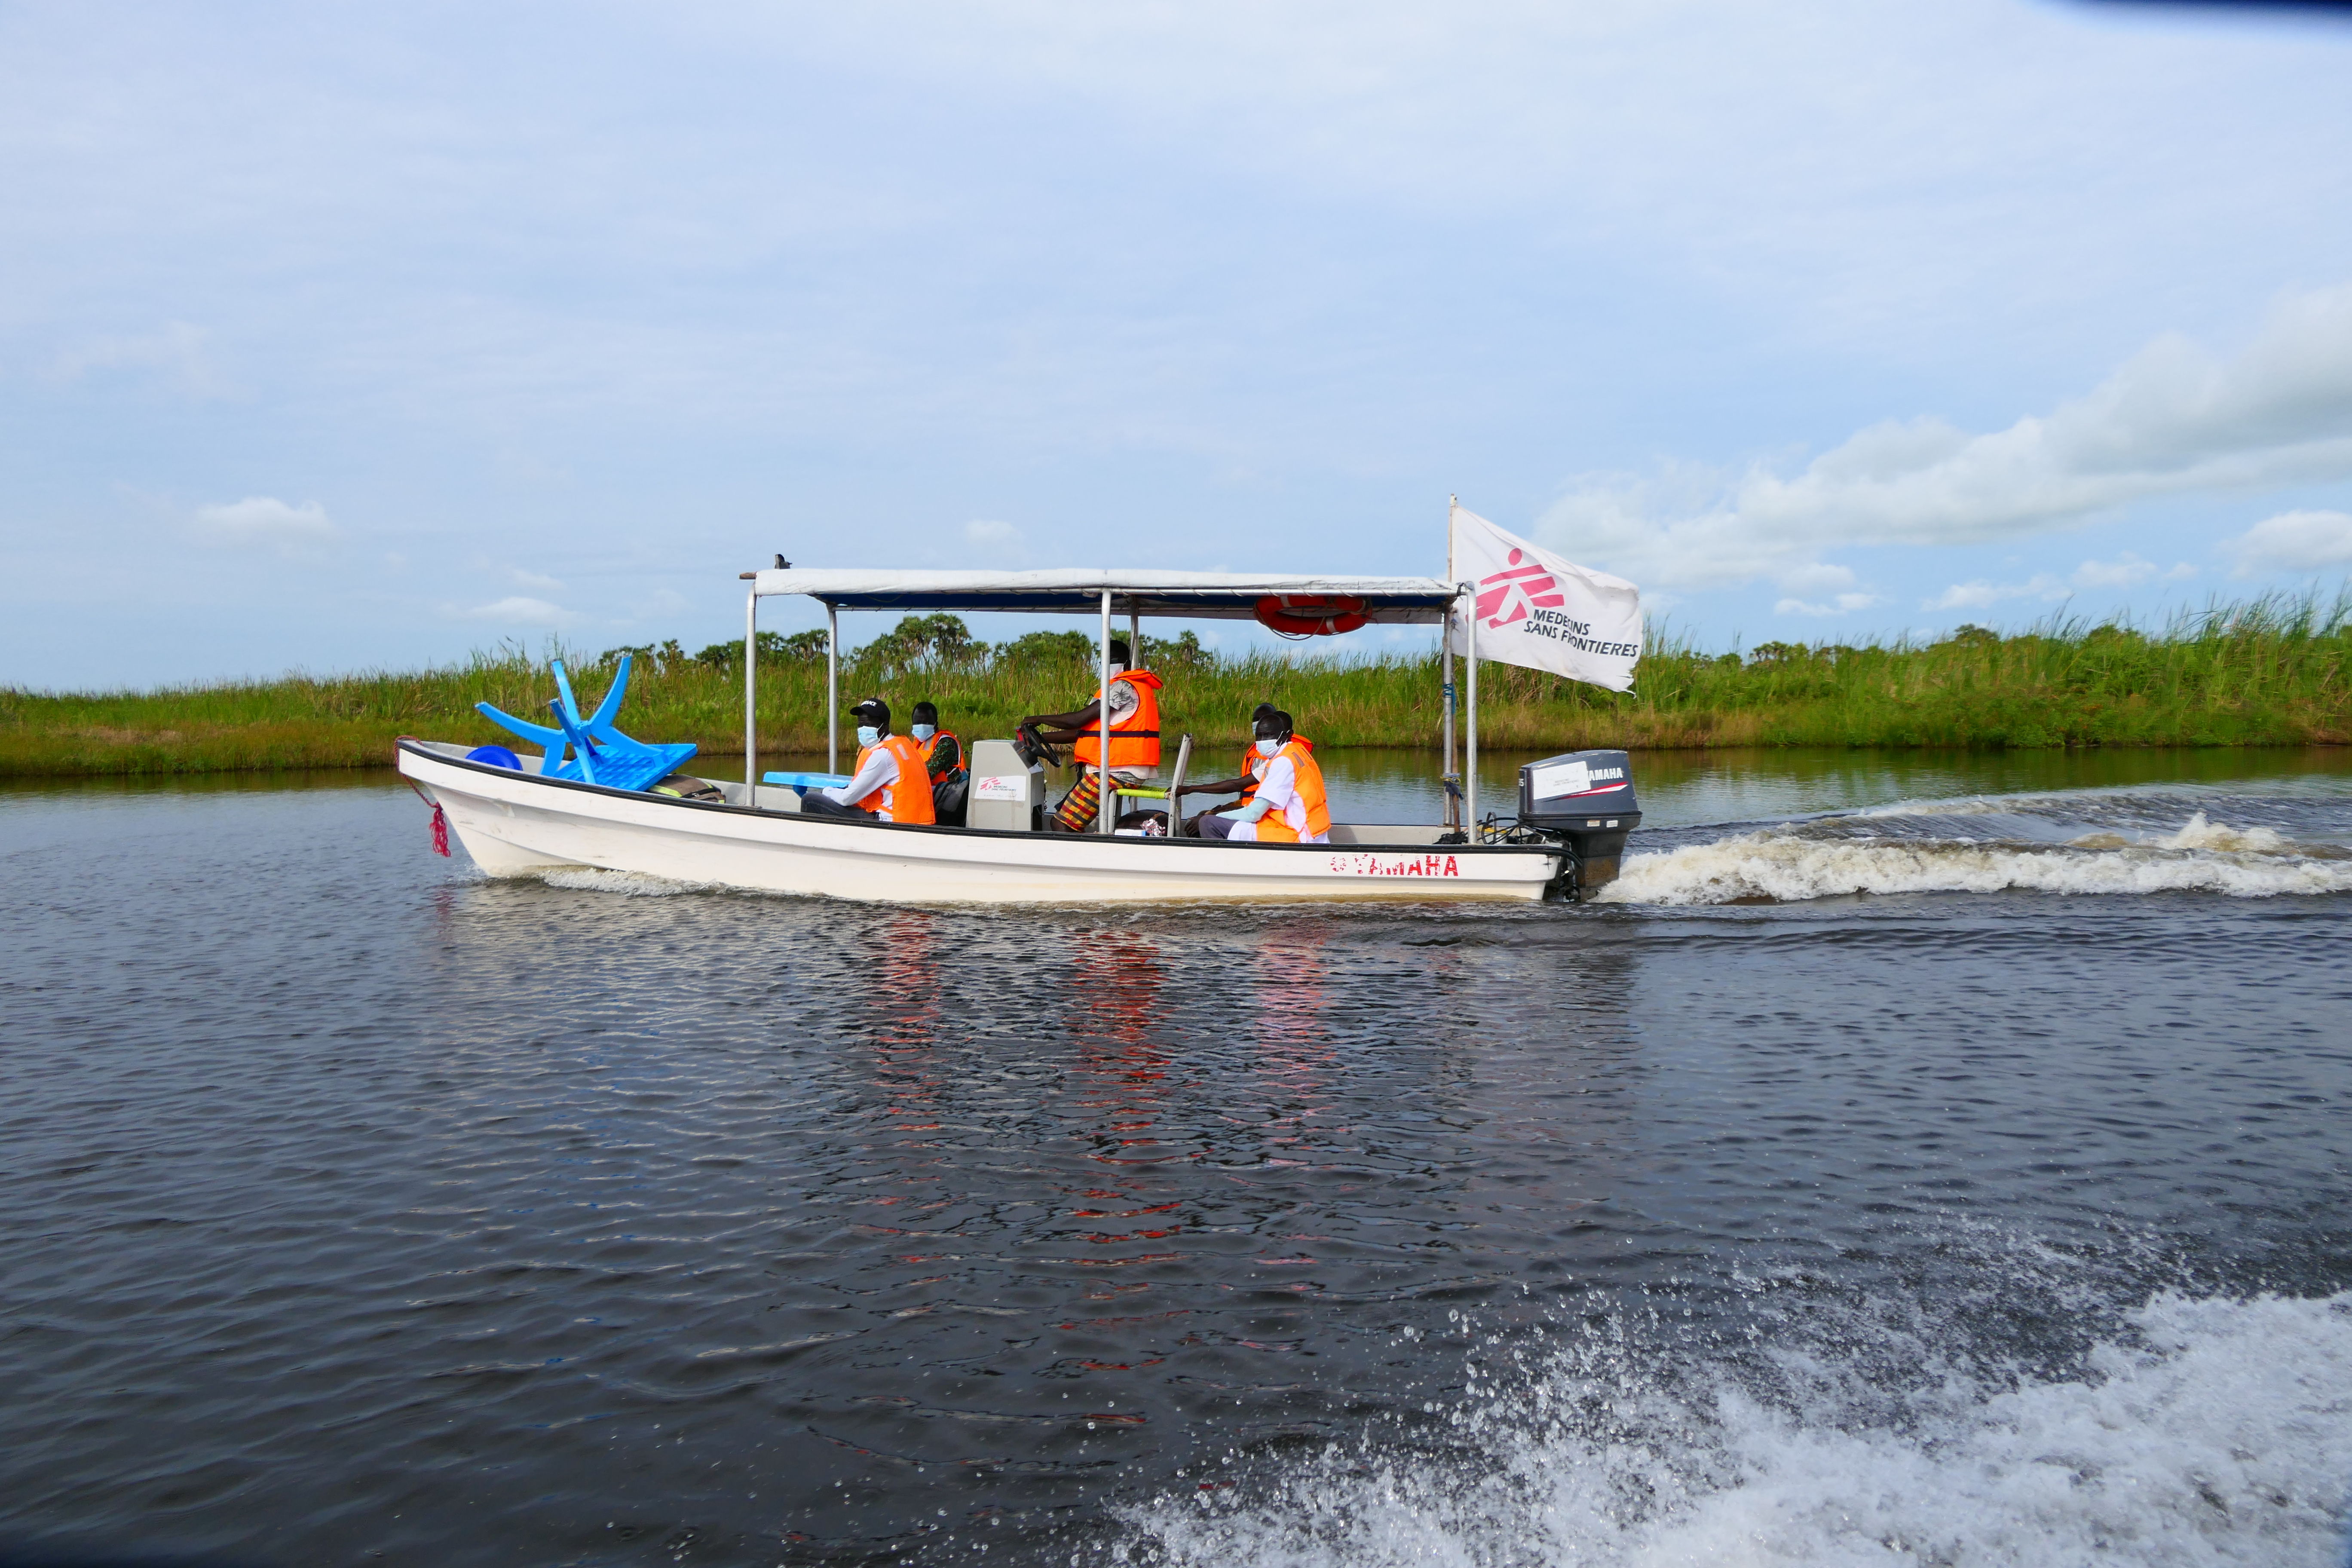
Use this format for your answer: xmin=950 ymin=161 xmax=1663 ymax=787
xmin=1197 ymin=708 xmax=1325 ymax=842
xmin=1176 ymin=702 xmax=1317 ymax=836
xmin=800 ymin=697 xmax=937 ymax=824
xmin=1173 ymin=701 xmax=1276 ymax=832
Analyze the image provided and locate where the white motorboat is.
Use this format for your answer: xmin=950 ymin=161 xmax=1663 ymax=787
xmin=396 ymin=564 xmax=1643 ymax=904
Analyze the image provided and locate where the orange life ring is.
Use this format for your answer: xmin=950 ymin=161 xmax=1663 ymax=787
xmin=1254 ymin=594 xmax=1369 ymax=637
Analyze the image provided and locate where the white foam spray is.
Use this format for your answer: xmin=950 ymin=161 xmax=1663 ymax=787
xmin=1123 ymin=1289 xmax=2352 ymax=1567
xmin=1600 ymin=812 xmax=2352 ymax=906
xmin=2156 ymin=813 xmax=2292 ymax=854
xmin=536 ymin=867 xmax=707 ymax=896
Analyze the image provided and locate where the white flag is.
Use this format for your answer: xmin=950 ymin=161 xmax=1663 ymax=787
xmin=1446 ymin=503 xmax=1642 ymax=692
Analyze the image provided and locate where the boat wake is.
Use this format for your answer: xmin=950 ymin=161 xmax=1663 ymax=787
xmin=1123 ymin=1285 xmax=2352 ymax=1567
xmin=536 ymin=866 xmax=710 ymax=897
xmin=1599 ymin=792 xmax=2352 ymax=906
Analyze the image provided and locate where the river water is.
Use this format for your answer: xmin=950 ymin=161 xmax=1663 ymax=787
xmin=4 ymin=748 xmax=2349 ymax=1567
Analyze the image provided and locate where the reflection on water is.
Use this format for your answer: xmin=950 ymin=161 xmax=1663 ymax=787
xmin=1 ymin=759 xmax=2348 ymax=1565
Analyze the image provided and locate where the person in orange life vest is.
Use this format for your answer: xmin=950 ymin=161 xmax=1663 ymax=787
xmin=910 ymin=699 xmax=971 ymax=827
xmin=1018 ymin=639 xmax=1164 ymax=769
xmin=1175 ymin=701 xmax=1291 ymax=835
xmin=1197 ymin=710 xmax=1329 ymax=844
xmin=909 ymin=701 xmax=961 ymax=781
xmin=798 ymin=697 xmax=937 ymax=824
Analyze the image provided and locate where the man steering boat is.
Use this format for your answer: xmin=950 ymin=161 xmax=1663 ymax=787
xmin=1020 ymin=638 xmax=1164 ymax=831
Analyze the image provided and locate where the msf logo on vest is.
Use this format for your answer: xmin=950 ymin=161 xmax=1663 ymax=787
xmin=1473 ymin=548 xmax=1565 ymax=629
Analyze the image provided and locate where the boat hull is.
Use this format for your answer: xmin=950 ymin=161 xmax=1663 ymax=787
xmin=397 ymin=742 xmax=1562 ymax=904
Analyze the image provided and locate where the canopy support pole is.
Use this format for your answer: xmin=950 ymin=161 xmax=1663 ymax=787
xmin=1441 ymin=629 xmax=1457 ymax=834
xmin=1129 ymin=609 xmax=1141 ymax=668
xmin=826 ymin=604 xmax=840 ymax=775
xmin=744 ymin=588 xmax=758 ymax=802
xmin=1463 ymin=585 xmax=1479 ymax=836
xmin=1099 ymin=591 xmax=1115 ymax=835
xmin=1445 ymin=493 xmax=1461 ymax=836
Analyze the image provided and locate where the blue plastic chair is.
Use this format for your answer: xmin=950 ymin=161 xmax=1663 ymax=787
xmin=474 ymin=655 xmax=698 ymax=793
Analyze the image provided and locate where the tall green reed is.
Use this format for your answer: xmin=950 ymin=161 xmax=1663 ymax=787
xmin=3 ymin=590 xmax=2343 ymax=776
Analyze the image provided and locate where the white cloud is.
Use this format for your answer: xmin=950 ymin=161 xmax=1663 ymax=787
xmin=1775 ymin=592 xmax=1881 ymax=617
xmin=453 ymin=595 xmax=575 ymax=626
xmin=2069 ymin=552 xmax=2194 ymax=589
xmin=1926 ymin=575 xmax=2064 ymax=611
xmin=1776 ymin=561 xmax=1859 ymax=594
xmin=2223 ymin=509 xmax=2352 ymax=576
xmin=1543 ymin=282 xmax=2352 ymax=591
xmin=510 ymin=568 xmax=565 ymax=593
xmin=2069 ymin=553 xmax=2157 ymax=590
xmin=1926 ymin=552 xmax=2203 ymax=609
xmin=191 ymin=496 xmax=335 ymax=557
xmin=54 ymin=322 xmax=225 ymax=397
xmin=965 ymin=518 xmax=1024 ymax=557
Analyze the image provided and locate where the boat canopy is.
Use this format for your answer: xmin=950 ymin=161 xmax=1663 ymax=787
xmin=749 ymin=568 xmax=1457 ymax=623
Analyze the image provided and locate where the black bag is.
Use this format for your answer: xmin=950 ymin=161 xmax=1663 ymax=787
xmin=932 ymin=767 xmax=970 ymax=827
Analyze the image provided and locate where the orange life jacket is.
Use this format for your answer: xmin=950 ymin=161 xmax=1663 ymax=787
xmin=1234 ymin=733 xmax=1310 ymax=805
xmin=916 ymin=729 xmax=959 ymax=778
xmin=1072 ymin=669 xmax=1164 ymax=769
xmin=1250 ymin=738 xmax=1329 ymax=843
xmin=852 ymin=733 xmax=937 ymax=824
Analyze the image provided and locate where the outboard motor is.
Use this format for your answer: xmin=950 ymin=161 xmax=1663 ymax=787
xmin=1517 ymin=749 xmax=1640 ymax=893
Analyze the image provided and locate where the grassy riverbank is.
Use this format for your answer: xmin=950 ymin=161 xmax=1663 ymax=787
xmin=4 ymin=594 xmax=2346 ymax=777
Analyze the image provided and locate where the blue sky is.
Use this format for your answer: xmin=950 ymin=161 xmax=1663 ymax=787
xmin=5 ymin=0 xmax=2350 ymax=689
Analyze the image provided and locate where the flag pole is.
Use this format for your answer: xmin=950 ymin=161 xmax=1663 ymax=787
xmin=1442 ymin=496 xmax=1458 ymax=835
xmin=1463 ymin=580 xmax=1479 ymax=836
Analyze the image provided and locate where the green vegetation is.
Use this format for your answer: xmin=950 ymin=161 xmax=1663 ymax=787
xmin=3 ymin=593 xmax=2345 ymax=777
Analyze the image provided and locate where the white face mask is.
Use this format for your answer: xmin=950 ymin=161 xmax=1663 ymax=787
xmin=911 ymin=723 xmax=936 ymax=741
xmin=1255 ymin=737 xmax=1280 ymax=757
xmin=856 ymin=725 xmax=881 ymax=747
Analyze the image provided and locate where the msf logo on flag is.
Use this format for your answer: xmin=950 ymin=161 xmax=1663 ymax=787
xmin=1474 ymin=548 xmax=1565 ymax=630
xmin=1449 ymin=502 xmax=1643 ymax=693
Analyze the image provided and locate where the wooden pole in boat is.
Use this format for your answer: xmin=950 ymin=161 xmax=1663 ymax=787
xmin=1463 ymin=583 xmax=1479 ymax=836
xmin=826 ymin=603 xmax=840 ymax=775
xmin=744 ymin=585 xmax=758 ymax=803
xmin=1099 ymin=590 xmax=1115 ymax=836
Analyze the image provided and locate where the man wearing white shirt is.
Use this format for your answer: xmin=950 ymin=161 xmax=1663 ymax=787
xmin=799 ymin=697 xmax=936 ymax=824
xmin=1199 ymin=710 xmax=1328 ymax=845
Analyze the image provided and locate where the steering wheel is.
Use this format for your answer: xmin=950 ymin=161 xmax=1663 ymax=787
xmin=1014 ymin=721 xmax=1066 ymax=770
